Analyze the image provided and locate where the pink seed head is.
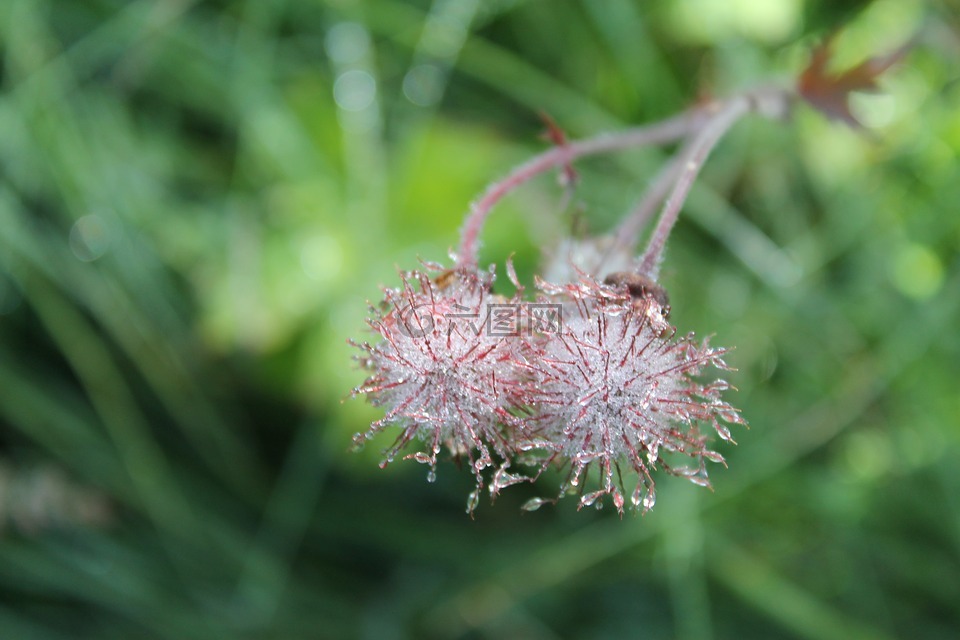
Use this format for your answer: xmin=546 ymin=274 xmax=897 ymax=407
xmin=351 ymin=263 xmax=529 ymax=510
xmin=520 ymin=275 xmax=744 ymax=514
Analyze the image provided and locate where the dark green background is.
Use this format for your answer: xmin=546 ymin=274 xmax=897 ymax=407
xmin=1 ymin=1 xmax=958 ymax=638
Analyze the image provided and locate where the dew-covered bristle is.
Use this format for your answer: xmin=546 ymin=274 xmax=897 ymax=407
xmin=351 ymin=264 xmax=744 ymax=515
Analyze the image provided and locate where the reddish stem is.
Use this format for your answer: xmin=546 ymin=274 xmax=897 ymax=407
xmin=457 ymin=85 xmax=792 ymax=275
xmin=637 ymin=86 xmax=793 ymax=279
xmin=456 ymin=111 xmax=699 ymax=271
xmin=593 ymin=154 xmax=685 ymax=276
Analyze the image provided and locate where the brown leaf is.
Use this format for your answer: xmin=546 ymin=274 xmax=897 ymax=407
xmin=538 ymin=110 xmax=578 ymax=186
xmin=797 ymin=34 xmax=914 ymax=128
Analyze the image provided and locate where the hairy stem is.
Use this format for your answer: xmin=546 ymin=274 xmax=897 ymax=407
xmin=637 ymin=86 xmax=792 ymax=279
xmin=456 ymin=112 xmax=699 ymax=270
xmin=457 ymin=85 xmax=792 ymax=274
xmin=593 ymin=154 xmax=686 ymax=276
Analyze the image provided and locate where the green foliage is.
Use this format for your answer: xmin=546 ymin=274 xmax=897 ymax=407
xmin=0 ymin=0 xmax=957 ymax=638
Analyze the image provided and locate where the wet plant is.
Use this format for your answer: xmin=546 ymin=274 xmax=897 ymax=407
xmin=351 ymin=35 xmax=910 ymax=515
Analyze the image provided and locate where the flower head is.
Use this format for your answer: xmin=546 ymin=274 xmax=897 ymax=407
xmin=519 ymin=275 xmax=744 ymax=514
xmin=351 ymin=262 xmax=527 ymax=511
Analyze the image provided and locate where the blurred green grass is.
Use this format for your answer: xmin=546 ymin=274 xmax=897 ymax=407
xmin=0 ymin=0 xmax=958 ymax=638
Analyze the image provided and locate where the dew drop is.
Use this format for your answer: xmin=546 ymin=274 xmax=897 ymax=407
xmin=492 ymin=468 xmax=523 ymax=492
xmin=721 ymin=409 xmax=746 ymax=425
xmin=466 ymin=490 xmax=480 ymax=513
xmin=704 ymin=450 xmax=726 ymax=465
xmin=570 ymin=465 xmax=584 ymax=487
xmin=714 ymin=421 xmax=734 ymax=442
xmin=642 ymin=489 xmax=656 ymax=511
xmin=410 ymin=452 xmax=433 ymax=465
xmin=579 ymin=491 xmax=602 ymax=508
xmin=646 ymin=442 xmax=660 ymax=464
xmin=688 ymin=475 xmax=712 ymax=488
xmin=426 ymin=468 xmax=437 ymax=483
xmin=521 ymin=497 xmax=548 ymax=512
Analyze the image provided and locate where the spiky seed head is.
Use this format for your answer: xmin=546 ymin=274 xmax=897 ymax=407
xmin=520 ymin=275 xmax=744 ymax=514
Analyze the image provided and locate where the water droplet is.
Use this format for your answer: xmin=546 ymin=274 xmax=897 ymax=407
xmin=465 ymin=490 xmax=480 ymax=513
xmin=426 ymin=469 xmax=437 ymax=483
xmin=410 ymin=452 xmax=432 ymax=465
xmin=642 ymin=489 xmax=656 ymax=511
xmin=704 ymin=450 xmax=726 ymax=465
xmin=570 ymin=465 xmax=584 ymax=487
xmin=492 ymin=468 xmax=523 ymax=492
xmin=646 ymin=442 xmax=660 ymax=464
xmin=517 ymin=439 xmax=552 ymax=452
xmin=579 ymin=491 xmax=602 ymax=509
xmin=714 ymin=421 xmax=735 ymax=442
xmin=521 ymin=497 xmax=548 ymax=512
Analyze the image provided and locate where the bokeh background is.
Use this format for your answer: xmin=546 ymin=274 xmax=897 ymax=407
xmin=1 ymin=0 xmax=958 ymax=638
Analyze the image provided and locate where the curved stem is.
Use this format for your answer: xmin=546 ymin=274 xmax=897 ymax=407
xmin=592 ymin=153 xmax=686 ymax=276
xmin=456 ymin=111 xmax=701 ymax=271
xmin=637 ymin=86 xmax=792 ymax=279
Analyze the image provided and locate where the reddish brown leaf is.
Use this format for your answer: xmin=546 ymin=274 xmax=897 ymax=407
xmin=538 ymin=110 xmax=579 ymax=187
xmin=798 ymin=34 xmax=914 ymax=127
